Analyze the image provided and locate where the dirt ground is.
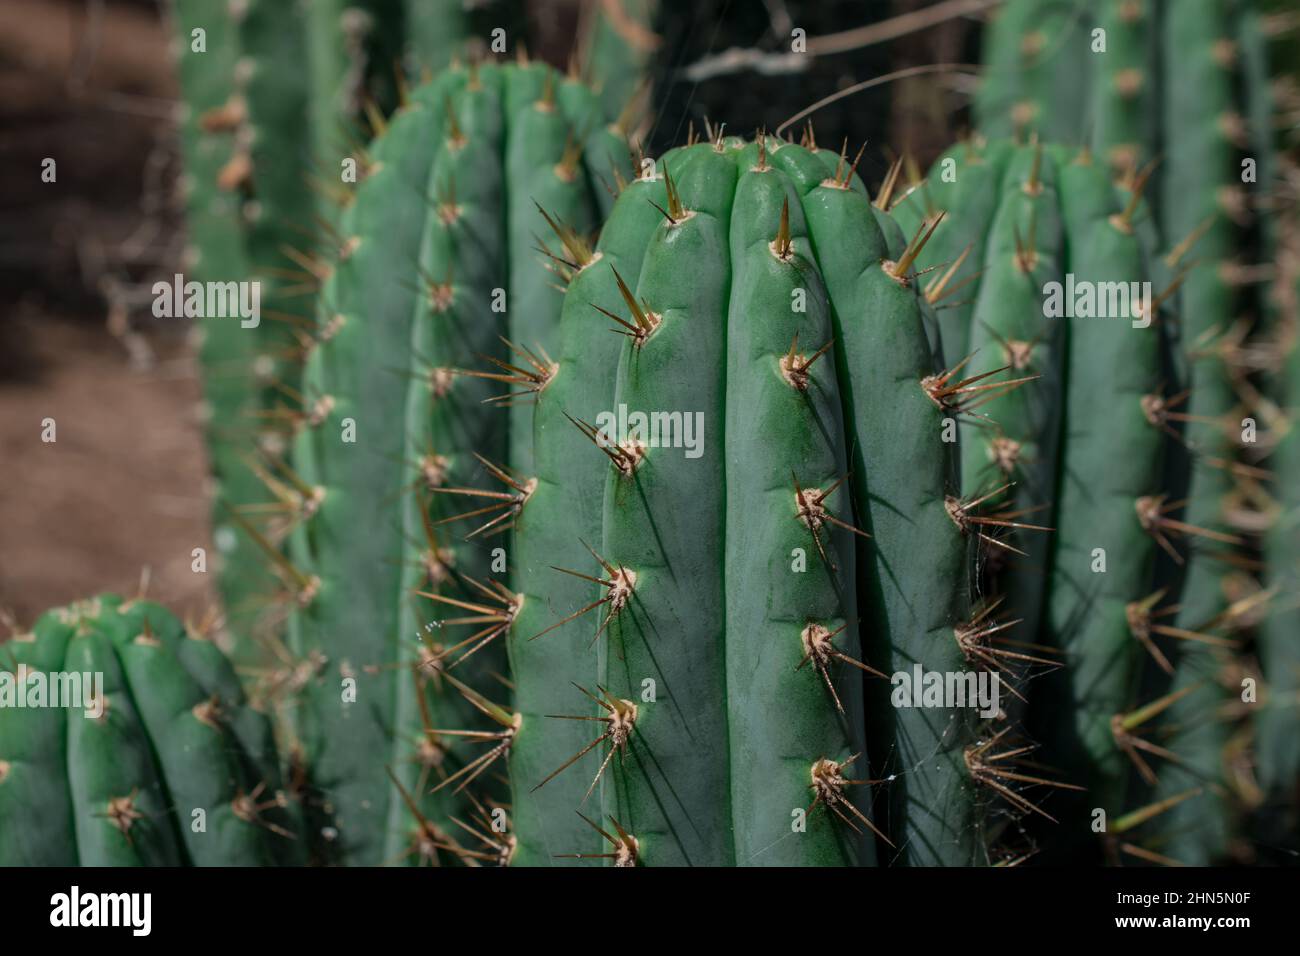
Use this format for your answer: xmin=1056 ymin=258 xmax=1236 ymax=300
xmin=0 ymin=0 xmax=216 ymax=627
xmin=0 ymin=310 xmax=217 ymax=626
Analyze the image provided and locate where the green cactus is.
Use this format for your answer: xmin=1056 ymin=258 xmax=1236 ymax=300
xmin=579 ymin=0 xmax=660 ymax=122
xmin=172 ymin=0 xmax=276 ymax=660
xmin=1259 ymin=327 xmax=1299 ymax=800
xmin=154 ymin=2 xmax=1300 ymax=869
xmin=173 ymin=1 xmax=510 ymax=668
xmin=0 ymin=595 xmax=301 ymax=866
xmin=282 ymin=59 xmax=629 ymax=865
xmin=966 ymin=0 xmax=1293 ymax=865
xmin=973 ymin=0 xmax=1091 ymax=145
xmin=503 ymin=132 xmax=1064 ymax=867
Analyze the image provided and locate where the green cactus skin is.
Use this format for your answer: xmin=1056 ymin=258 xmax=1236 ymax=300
xmin=584 ymin=136 xmax=984 ymax=867
xmin=974 ymin=0 xmax=1091 ymax=144
xmin=807 ymin=158 xmax=982 ymax=866
xmin=1091 ymin=0 xmax=1159 ymax=174
xmin=1255 ymin=0 xmax=1300 ymax=807
xmin=580 ymin=0 xmax=660 ymax=122
xmin=229 ymin=0 xmax=318 ymax=399
xmin=890 ymin=139 xmax=1014 ymax=370
xmin=723 ymin=142 xmax=871 ymax=866
xmin=172 ymin=1 xmax=270 ymax=657
xmin=970 ymin=0 xmax=1294 ymax=866
xmin=543 ymin=140 xmax=878 ymax=868
xmin=1034 ymin=154 xmax=1167 ymax=852
xmin=1146 ymin=0 xmax=1247 ymax=866
xmin=505 ymin=169 xmax=667 ymax=865
xmin=0 ymin=596 xmax=300 ymax=866
xmin=961 ymin=144 xmax=1064 ymax=655
xmin=1259 ymin=335 xmax=1300 ymax=797
xmin=598 ymin=143 xmax=738 ymax=867
xmin=308 ymin=0 xmax=406 ymax=185
xmin=288 ymin=61 xmax=625 ymax=865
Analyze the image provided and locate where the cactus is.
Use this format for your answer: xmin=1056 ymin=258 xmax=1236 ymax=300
xmin=888 ymin=132 xmax=1256 ymax=862
xmin=578 ymin=0 xmax=660 ymax=122
xmin=501 ymin=131 xmax=1073 ymax=866
xmin=1258 ymin=325 xmax=1299 ymax=799
xmin=0 ymin=595 xmax=301 ymax=866
xmin=280 ymin=59 xmax=629 ymax=865
xmin=173 ymin=1 xmax=507 ymax=666
xmin=967 ymin=0 xmax=1295 ymax=864
xmin=173 ymin=0 xmax=273 ymax=654
xmin=154 ymin=3 xmax=1300 ymax=868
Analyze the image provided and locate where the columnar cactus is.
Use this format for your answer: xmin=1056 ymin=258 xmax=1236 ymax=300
xmin=172 ymin=1 xmax=503 ymax=666
xmin=0 ymin=595 xmax=301 ymax=865
xmin=966 ymin=0 xmax=1294 ymax=864
xmin=285 ymin=59 xmax=628 ymax=865
xmin=502 ymin=132 xmax=1058 ymax=866
xmin=153 ymin=3 xmax=1300 ymax=869
xmin=173 ymin=0 xmax=275 ymax=659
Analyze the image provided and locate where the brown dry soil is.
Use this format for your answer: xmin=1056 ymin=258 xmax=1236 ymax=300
xmin=0 ymin=0 xmax=218 ymax=628
xmin=0 ymin=310 xmax=217 ymax=627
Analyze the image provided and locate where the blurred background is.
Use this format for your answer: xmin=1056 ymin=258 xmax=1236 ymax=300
xmin=0 ymin=0 xmax=980 ymax=626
